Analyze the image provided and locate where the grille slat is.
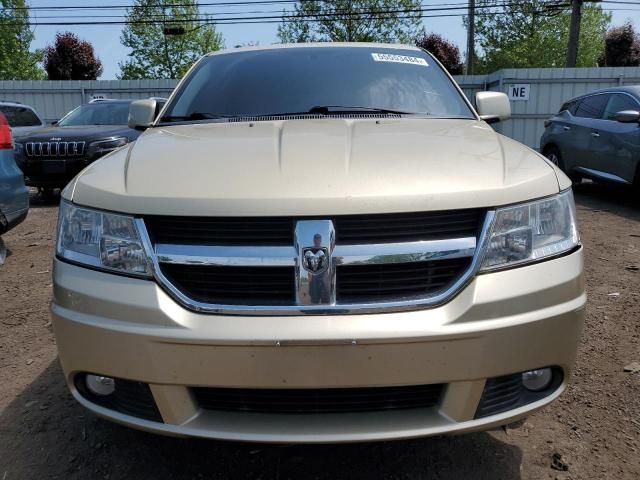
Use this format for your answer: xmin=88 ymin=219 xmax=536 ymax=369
xmin=24 ymin=141 xmax=85 ymax=158
xmin=160 ymin=264 xmax=295 ymax=305
xmin=336 ymin=259 xmax=471 ymax=302
xmin=193 ymin=384 xmax=444 ymax=414
xmin=144 ymin=209 xmax=484 ymax=246
xmin=334 ymin=209 xmax=483 ymax=244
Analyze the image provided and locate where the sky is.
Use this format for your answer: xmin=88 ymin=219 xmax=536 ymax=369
xmin=26 ymin=0 xmax=640 ymax=80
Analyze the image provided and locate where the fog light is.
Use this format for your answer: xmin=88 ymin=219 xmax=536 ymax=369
xmin=522 ymin=368 xmax=553 ymax=391
xmin=85 ymin=375 xmax=115 ymax=396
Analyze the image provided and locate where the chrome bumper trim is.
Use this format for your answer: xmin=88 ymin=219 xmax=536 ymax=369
xmin=154 ymin=237 xmax=476 ymax=267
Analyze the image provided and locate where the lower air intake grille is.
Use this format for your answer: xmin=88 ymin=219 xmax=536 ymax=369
xmin=336 ymin=258 xmax=472 ymax=302
xmin=160 ymin=264 xmax=296 ymax=306
xmin=475 ymin=374 xmax=523 ymax=419
xmin=113 ymin=379 xmax=162 ymax=422
xmin=193 ymin=384 xmax=444 ymax=414
xmin=75 ymin=374 xmax=162 ymax=422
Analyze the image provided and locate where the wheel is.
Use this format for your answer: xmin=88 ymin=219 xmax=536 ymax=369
xmin=543 ymin=146 xmax=581 ymax=185
xmin=37 ymin=187 xmax=55 ymax=201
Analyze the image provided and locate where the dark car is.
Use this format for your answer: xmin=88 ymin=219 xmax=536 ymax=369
xmin=14 ymin=98 xmax=164 ymax=195
xmin=540 ymin=86 xmax=640 ymax=187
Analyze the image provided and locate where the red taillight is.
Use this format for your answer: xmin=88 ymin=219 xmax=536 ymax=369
xmin=0 ymin=112 xmax=12 ymax=150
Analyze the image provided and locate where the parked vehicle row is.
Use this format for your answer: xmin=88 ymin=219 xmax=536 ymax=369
xmin=14 ymin=98 xmax=165 ymax=195
xmin=0 ymin=97 xmax=165 ymax=239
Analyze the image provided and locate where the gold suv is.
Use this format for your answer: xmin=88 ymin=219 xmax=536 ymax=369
xmin=51 ymin=44 xmax=585 ymax=442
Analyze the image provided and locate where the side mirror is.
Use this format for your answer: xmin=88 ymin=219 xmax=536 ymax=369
xmin=128 ymin=99 xmax=159 ymax=130
xmin=476 ymin=91 xmax=511 ymax=124
xmin=614 ymin=110 xmax=640 ymax=123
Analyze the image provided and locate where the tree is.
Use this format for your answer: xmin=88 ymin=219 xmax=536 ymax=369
xmin=43 ymin=32 xmax=103 ymax=80
xmin=119 ymin=0 xmax=224 ymax=80
xmin=0 ymin=0 xmax=45 ymax=80
xmin=599 ymin=22 xmax=640 ymax=67
xmin=469 ymin=1 xmax=610 ymax=72
xmin=277 ymin=1 xmax=422 ymax=44
xmin=415 ymin=31 xmax=463 ymax=74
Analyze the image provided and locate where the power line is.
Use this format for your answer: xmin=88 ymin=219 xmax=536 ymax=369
xmin=2 ymin=1 xmax=570 ymax=27
xmin=2 ymin=0 xmax=572 ymax=10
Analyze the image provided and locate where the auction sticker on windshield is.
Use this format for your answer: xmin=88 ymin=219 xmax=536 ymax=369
xmin=371 ymin=53 xmax=428 ymax=66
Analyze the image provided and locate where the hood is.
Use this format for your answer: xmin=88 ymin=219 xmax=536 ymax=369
xmin=68 ymin=118 xmax=561 ymax=216
xmin=15 ymin=125 xmax=137 ymax=142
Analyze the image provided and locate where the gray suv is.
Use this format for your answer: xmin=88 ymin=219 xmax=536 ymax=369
xmin=540 ymin=86 xmax=640 ymax=187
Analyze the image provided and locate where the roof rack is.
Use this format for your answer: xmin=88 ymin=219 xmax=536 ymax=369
xmin=0 ymin=99 xmax=22 ymax=105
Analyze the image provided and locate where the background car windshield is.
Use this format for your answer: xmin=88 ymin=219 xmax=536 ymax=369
xmin=165 ymin=47 xmax=474 ymax=119
xmin=59 ymin=102 xmax=130 ymax=126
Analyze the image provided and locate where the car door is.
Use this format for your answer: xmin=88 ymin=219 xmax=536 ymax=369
xmin=568 ymin=93 xmax=610 ymax=172
xmin=590 ymin=92 xmax=640 ymax=184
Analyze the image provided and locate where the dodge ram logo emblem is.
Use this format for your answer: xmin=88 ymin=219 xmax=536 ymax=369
xmin=302 ymin=247 xmax=328 ymax=273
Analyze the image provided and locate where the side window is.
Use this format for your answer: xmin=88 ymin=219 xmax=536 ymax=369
xmin=0 ymin=106 xmax=18 ymax=126
xmin=13 ymin=107 xmax=42 ymax=127
xmin=559 ymin=100 xmax=579 ymax=115
xmin=602 ymin=94 xmax=640 ymax=120
xmin=574 ymin=94 xmax=609 ymax=119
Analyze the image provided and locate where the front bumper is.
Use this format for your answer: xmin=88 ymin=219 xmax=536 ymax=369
xmin=51 ymin=248 xmax=585 ymax=443
xmin=20 ymin=157 xmax=89 ymax=188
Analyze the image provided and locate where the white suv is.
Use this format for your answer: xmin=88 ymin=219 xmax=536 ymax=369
xmin=51 ymin=43 xmax=585 ymax=443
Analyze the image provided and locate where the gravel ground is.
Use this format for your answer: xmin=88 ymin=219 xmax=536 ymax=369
xmin=0 ymin=184 xmax=639 ymax=480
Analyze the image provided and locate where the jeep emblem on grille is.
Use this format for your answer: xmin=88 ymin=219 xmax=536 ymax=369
xmin=303 ymin=245 xmax=328 ymax=273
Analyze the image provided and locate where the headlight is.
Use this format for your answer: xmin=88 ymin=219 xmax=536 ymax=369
xmin=87 ymin=137 xmax=128 ymax=159
xmin=480 ymin=190 xmax=579 ymax=271
xmin=56 ymin=201 xmax=151 ymax=277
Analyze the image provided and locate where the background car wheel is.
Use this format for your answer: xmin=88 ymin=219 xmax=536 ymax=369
xmin=544 ymin=146 xmax=581 ymax=185
xmin=37 ymin=187 xmax=55 ymax=200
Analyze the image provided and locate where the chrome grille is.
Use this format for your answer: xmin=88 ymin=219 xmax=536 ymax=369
xmin=25 ymin=141 xmax=86 ymax=158
xmin=137 ymin=209 xmax=493 ymax=315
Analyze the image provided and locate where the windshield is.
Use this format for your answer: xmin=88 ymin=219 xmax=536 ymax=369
xmin=162 ymin=47 xmax=474 ymax=122
xmin=58 ymin=102 xmax=131 ymax=126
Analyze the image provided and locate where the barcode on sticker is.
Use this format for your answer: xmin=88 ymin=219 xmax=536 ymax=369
xmin=371 ymin=53 xmax=428 ymax=66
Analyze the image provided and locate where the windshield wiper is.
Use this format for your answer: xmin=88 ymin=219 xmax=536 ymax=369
xmin=308 ymin=105 xmax=418 ymax=115
xmin=245 ymin=106 xmax=420 ymax=119
xmin=160 ymin=112 xmax=234 ymax=123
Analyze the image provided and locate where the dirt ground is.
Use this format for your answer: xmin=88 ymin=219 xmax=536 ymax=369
xmin=0 ymin=184 xmax=639 ymax=480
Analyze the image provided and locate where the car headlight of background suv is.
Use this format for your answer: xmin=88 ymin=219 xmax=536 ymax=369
xmin=480 ymin=189 xmax=579 ymax=271
xmin=87 ymin=137 xmax=129 ymax=159
xmin=56 ymin=201 xmax=151 ymax=277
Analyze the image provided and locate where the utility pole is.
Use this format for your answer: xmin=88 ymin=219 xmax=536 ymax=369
xmin=566 ymin=0 xmax=583 ymax=67
xmin=466 ymin=0 xmax=475 ymax=74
